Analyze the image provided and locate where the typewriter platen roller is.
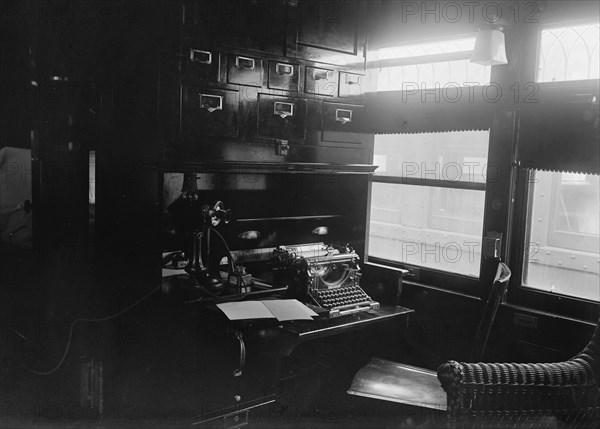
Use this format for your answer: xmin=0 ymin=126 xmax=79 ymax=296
xmin=272 ymin=243 xmax=380 ymax=317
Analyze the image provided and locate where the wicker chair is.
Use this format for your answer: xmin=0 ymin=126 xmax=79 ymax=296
xmin=437 ymin=318 xmax=600 ymax=428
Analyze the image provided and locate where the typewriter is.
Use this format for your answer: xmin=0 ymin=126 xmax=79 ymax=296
xmin=272 ymin=243 xmax=379 ymax=318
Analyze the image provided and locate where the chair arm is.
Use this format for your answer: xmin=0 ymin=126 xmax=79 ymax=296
xmin=438 ymin=360 xmax=599 ymax=426
xmin=437 ymin=320 xmax=599 ymax=426
xmin=459 ymin=360 xmax=597 ymax=387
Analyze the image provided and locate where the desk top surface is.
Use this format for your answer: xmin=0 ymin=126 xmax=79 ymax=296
xmin=282 ymin=305 xmax=414 ymax=339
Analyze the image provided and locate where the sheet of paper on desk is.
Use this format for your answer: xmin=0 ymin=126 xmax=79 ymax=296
xmin=262 ymin=299 xmax=318 ymax=321
xmin=216 ymin=300 xmax=318 ymax=321
xmin=162 ymin=268 xmax=188 ymax=278
xmin=217 ymin=301 xmax=275 ymax=320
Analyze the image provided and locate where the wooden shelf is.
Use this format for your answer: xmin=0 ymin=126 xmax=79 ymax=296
xmin=144 ymin=159 xmax=378 ymax=175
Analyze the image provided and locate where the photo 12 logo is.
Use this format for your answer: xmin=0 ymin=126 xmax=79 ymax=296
xmin=399 ymin=2 xmax=540 ymax=25
xmin=400 ymin=161 xmax=502 ymax=183
xmin=401 ymin=82 xmax=539 ymax=104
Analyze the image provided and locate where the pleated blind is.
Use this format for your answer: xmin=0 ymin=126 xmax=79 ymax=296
xmin=517 ymin=87 xmax=599 ymax=174
xmin=364 ymin=87 xmax=495 ymax=134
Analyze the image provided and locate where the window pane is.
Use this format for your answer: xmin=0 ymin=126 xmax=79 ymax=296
xmin=524 ymin=171 xmax=600 ymax=301
xmin=537 ymin=23 xmax=600 ymax=82
xmin=374 ymin=38 xmax=476 ymax=61
xmin=368 ymin=182 xmax=485 ymax=277
xmin=377 ymin=59 xmax=491 ymax=91
xmin=373 ymin=131 xmax=490 ymax=183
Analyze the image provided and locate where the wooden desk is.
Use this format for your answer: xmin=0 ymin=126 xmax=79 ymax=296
xmin=191 ymin=305 xmax=414 ymax=427
xmin=282 ymin=305 xmax=414 ymax=340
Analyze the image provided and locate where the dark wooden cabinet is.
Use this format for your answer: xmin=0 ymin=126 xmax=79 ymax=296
xmin=166 ymin=0 xmax=373 ymax=163
xmin=287 ymin=0 xmax=367 ymax=70
xmin=182 ymin=0 xmax=287 ymax=56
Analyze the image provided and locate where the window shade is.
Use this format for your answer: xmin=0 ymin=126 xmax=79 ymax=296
xmin=364 ymin=88 xmax=494 ymax=134
xmin=517 ymin=89 xmax=599 ymax=174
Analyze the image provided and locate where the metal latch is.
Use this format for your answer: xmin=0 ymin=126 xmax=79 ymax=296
xmin=276 ymin=139 xmax=289 ymax=156
xmin=483 ymin=231 xmax=503 ymax=261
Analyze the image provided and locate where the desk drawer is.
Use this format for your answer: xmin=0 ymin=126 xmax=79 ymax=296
xmin=193 ymin=398 xmax=276 ymax=429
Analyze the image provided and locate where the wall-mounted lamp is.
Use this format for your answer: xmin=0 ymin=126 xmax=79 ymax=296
xmin=471 ymin=26 xmax=508 ymax=66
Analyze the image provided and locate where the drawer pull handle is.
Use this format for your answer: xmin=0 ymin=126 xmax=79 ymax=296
xmin=336 ymin=109 xmax=353 ymax=124
xmin=275 ymin=63 xmax=294 ymax=76
xmin=200 ymin=94 xmax=222 ymax=112
xmin=235 ymin=56 xmax=255 ymax=70
xmin=189 ymin=49 xmax=212 ymax=64
xmin=312 ymin=69 xmax=330 ymax=81
xmin=233 ymin=331 xmax=245 ymax=378
xmin=274 ymin=102 xmax=294 ymax=118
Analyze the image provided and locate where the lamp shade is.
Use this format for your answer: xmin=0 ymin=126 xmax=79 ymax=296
xmin=471 ymin=27 xmax=508 ymax=66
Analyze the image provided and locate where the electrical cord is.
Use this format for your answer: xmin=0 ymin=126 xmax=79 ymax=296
xmin=207 ymin=226 xmax=236 ymax=271
xmin=181 ymin=225 xmax=252 ymax=303
xmin=185 ymin=271 xmax=249 ymax=304
xmin=21 ymin=283 xmax=163 ymax=376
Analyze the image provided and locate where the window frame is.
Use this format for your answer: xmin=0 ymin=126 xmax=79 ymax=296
xmin=535 ymin=20 xmax=600 ymax=85
xmin=505 ymin=16 xmax=600 ymax=321
xmin=508 ymin=168 xmax=600 ymax=321
xmin=546 ymin=173 xmax=600 ymax=254
xmin=365 ymin=37 xmax=496 ymax=296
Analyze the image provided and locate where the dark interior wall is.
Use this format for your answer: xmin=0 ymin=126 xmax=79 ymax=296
xmin=0 ymin=2 xmax=29 ymax=149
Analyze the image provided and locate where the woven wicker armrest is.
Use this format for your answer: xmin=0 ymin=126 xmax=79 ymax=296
xmin=437 ymin=321 xmax=599 ymax=427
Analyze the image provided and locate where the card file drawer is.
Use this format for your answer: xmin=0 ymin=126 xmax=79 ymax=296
xmin=338 ymin=72 xmax=364 ymax=98
xmin=227 ymin=55 xmax=264 ymax=87
xmin=180 ymin=86 xmax=239 ymax=138
xmin=305 ymin=66 xmax=338 ymax=96
xmin=257 ymin=94 xmax=307 ymax=140
xmin=268 ymin=61 xmax=300 ymax=92
xmin=182 ymin=46 xmax=220 ymax=82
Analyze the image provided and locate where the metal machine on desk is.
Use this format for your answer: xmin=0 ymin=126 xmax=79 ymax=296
xmin=271 ymin=243 xmax=380 ymax=318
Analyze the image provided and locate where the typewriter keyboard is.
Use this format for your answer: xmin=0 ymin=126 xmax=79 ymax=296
xmin=314 ymin=285 xmax=375 ymax=310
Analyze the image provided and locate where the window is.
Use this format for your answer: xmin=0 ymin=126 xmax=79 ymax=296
xmin=510 ymin=17 xmax=600 ymax=315
xmin=374 ymin=37 xmax=491 ymax=91
xmin=523 ymin=171 xmax=599 ymax=302
xmin=368 ymin=131 xmax=489 ymax=277
xmin=537 ymin=23 xmax=600 ymax=83
xmin=367 ymin=37 xmax=493 ymax=281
